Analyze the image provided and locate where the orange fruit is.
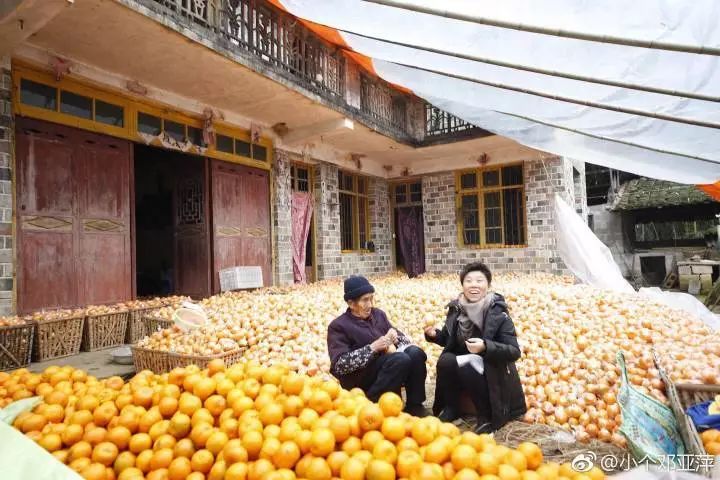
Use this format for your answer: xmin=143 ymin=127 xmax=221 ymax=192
xmin=341 ymin=456 xmax=367 ymax=480
xmin=295 ymin=430 xmax=313 ymax=455
xmin=304 ymin=457 xmax=332 ymax=480
xmin=205 ymin=430 xmax=229 ymax=456
xmin=310 ymin=428 xmax=336 ymax=457
xmin=706 ymin=442 xmax=720 ymax=455
xmin=69 ymin=440 xmax=93 ymax=461
xmin=79 ymin=462 xmax=107 ymax=480
xmin=382 ymin=417 xmax=406 ymax=443
xmin=190 ymin=449 xmax=214 ymax=474
xmin=411 ymin=419 xmax=437 ymax=446
xmin=260 ymin=437 xmax=282 ymax=460
xmin=282 ymin=373 xmax=305 ymax=396
xmin=154 ymin=434 xmax=178 ymax=452
xmin=192 ymin=409 xmax=215 ymax=428
xmin=128 ymin=433 xmax=152 ymax=454
xmin=194 ymin=378 xmax=217 ymax=401
xmin=158 ymin=397 xmax=179 ymax=418
xmin=173 ymin=438 xmax=196 ymax=459
xmin=243 ymin=430 xmax=264 ymax=459
xmin=373 ymin=439 xmax=399 ymax=465
xmin=366 ymin=459 xmax=396 ymax=480
xmin=249 ymin=458 xmax=276 ymax=480
xmin=225 ymin=462 xmax=249 ymax=480
xmin=378 ymin=393 xmax=404 ymax=418
xmin=360 ymin=431 xmax=382 ymax=452
xmin=410 ymin=463 xmax=444 ymax=480
xmin=150 ymin=421 xmax=171 ymax=442
xmin=497 ymin=464 xmax=522 ymax=480
xmin=22 ymin=413 xmax=48 ymax=433
xmin=166 ymin=456 xmax=192 ymax=480
xmin=476 ymin=452 xmax=500 ymax=475
xmin=204 ymin=395 xmax=227 ymax=417
xmin=52 ymin=449 xmax=70 ymax=464
xmin=309 ymin=390 xmax=333 ymax=415
xmin=701 ymin=429 xmax=719 ymax=444
xmin=92 ymin=441 xmax=119 ymax=466
xmin=135 ymin=450 xmax=153 ymax=474
xmin=451 ymin=444 xmax=477 ymax=471
xmin=39 ymin=433 xmax=63 ymax=452
xmin=168 ymin=413 xmax=192 ymax=439
xmin=516 ymin=442 xmax=543 ymax=470
xmin=190 ymin=422 xmax=215 ymax=448
xmin=358 ymin=404 xmax=384 ymax=432
xmin=62 ymin=423 xmax=85 ymax=447
xmin=85 ymin=427 xmax=108 ymax=446
xmin=150 ymin=447 xmax=175 ymax=470
xmin=273 ymin=440 xmax=302 ymax=469
xmin=207 ymin=359 xmax=226 ymax=376
xmin=504 ymin=450 xmax=528 ymax=473
xmin=327 ymin=450 xmax=349 ymax=476
xmin=341 ymin=436 xmax=362 ymax=455
xmin=260 ymin=403 xmax=285 ymax=426
xmin=454 ymin=469 xmax=481 ymax=480
xmin=223 ymin=439 xmax=249 ymax=464
xmin=397 ymin=437 xmax=420 ymax=453
xmin=424 ymin=440 xmax=450 ymax=464
xmin=397 ymin=450 xmax=423 ymax=478
xmin=44 ymin=403 xmax=66 ymax=423
xmin=113 ymin=451 xmax=136 ymax=475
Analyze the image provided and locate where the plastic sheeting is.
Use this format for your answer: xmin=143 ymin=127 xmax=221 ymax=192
xmin=554 ymin=194 xmax=720 ymax=332
xmin=291 ymin=191 xmax=313 ymax=284
xmin=276 ymin=0 xmax=720 ymax=185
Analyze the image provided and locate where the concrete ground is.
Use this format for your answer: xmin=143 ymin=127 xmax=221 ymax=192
xmin=29 ymin=347 xmax=136 ymax=379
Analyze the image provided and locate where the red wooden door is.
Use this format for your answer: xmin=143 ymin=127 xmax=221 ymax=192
xmin=173 ymin=158 xmax=211 ymax=298
xmin=211 ymin=161 xmax=271 ymax=292
xmin=75 ymin=130 xmax=132 ymax=306
xmin=15 ymin=118 xmax=132 ymax=313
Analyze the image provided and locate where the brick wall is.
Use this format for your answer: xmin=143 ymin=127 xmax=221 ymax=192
xmin=312 ymin=162 xmax=392 ymax=280
xmin=0 ymin=56 xmax=13 ymax=315
xmin=422 ymin=157 xmax=572 ymax=276
xmin=272 ymin=150 xmax=293 ymax=285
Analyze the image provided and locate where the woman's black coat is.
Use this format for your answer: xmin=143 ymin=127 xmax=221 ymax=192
xmin=426 ymin=293 xmax=527 ymax=430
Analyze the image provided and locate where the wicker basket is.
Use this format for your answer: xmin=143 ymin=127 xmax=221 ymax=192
xmin=131 ymin=345 xmax=169 ymax=374
xmin=167 ymin=348 xmax=246 ymax=370
xmin=32 ymin=316 xmax=84 ymax=361
xmin=125 ymin=308 xmax=159 ymax=344
xmin=670 ymin=383 xmax=720 ymax=477
xmin=81 ymin=311 xmax=129 ymax=352
xmin=0 ymin=323 xmax=34 ymax=371
xmin=145 ymin=316 xmax=173 ymax=334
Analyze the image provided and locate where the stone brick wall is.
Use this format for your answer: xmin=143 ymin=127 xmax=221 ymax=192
xmin=272 ymin=150 xmax=293 ymax=286
xmin=0 ymin=56 xmax=13 ymax=315
xmin=422 ymin=157 xmax=572 ymax=276
xmin=312 ymin=162 xmax=392 ymax=280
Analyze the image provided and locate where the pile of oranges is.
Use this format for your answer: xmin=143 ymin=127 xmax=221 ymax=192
xmin=0 ymin=361 xmax=605 ymax=480
xmin=701 ymin=429 xmax=720 ymax=456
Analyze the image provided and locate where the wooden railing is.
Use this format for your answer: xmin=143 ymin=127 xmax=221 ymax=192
xmin=142 ymin=0 xmax=488 ymax=144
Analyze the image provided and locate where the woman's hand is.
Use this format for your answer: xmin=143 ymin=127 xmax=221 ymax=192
xmin=424 ymin=326 xmax=437 ymax=338
xmin=466 ymin=338 xmax=485 ymax=354
xmin=370 ymin=336 xmax=390 ymax=353
xmin=385 ymin=328 xmax=398 ymax=344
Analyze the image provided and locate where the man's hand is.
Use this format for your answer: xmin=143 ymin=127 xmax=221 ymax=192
xmin=424 ymin=326 xmax=437 ymax=338
xmin=466 ymin=338 xmax=485 ymax=354
xmin=370 ymin=336 xmax=390 ymax=353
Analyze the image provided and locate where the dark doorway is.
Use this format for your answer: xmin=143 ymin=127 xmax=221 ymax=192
xmin=391 ymin=182 xmax=426 ymax=277
xmin=640 ymin=256 xmax=667 ymax=286
xmin=134 ymin=145 xmax=210 ymax=298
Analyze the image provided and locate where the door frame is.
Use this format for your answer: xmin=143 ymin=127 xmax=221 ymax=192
xmin=290 ymin=162 xmax=317 ymax=283
xmin=389 ymin=179 xmax=424 ymax=272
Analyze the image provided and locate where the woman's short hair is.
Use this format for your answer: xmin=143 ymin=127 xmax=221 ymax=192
xmin=460 ymin=262 xmax=492 ymax=285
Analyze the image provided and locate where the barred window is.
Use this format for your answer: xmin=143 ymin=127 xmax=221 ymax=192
xmin=457 ymin=165 xmax=526 ymax=247
xmin=291 ymin=164 xmax=311 ymax=192
xmin=339 ymin=171 xmax=371 ymax=251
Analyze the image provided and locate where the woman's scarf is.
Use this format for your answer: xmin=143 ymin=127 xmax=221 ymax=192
xmin=457 ymin=292 xmax=494 ymax=342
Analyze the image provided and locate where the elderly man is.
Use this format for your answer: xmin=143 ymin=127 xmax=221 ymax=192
xmin=327 ymin=275 xmax=428 ymax=416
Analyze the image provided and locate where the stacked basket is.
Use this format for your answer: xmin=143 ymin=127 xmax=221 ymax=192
xmin=0 ymin=317 xmax=34 ymax=371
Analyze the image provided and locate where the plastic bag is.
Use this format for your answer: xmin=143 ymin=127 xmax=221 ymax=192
xmin=616 ymin=352 xmax=685 ymax=465
xmin=0 ymin=396 xmax=41 ymax=425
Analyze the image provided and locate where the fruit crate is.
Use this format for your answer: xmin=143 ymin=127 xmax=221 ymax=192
xmin=131 ymin=345 xmax=169 ymax=374
xmin=0 ymin=323 xmax=34 ymax=371
xmin=670 ymin=383 xmax=720 ymax=478
xmin=32 ymin=315 xmax=84 ymax=361
xmin=81 ymin=311 xmax=129 ymax=352
xmin=166 ymin=348 xmax=246 ymax=370
xmin=125 ymin=308 xmax=159 ymax=344
xmin=145 ymin=316 xmax=173 ymax=334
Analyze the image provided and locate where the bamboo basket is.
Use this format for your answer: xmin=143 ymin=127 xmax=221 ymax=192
xmin=32 ymin=316 xmax=84 ymax=361
xmin=125 ymin=308 xmax=158 ymax=344
xmin=131 ymin=345 xmax=169 ymax=374
xmin=166 ymin=348 xmax=246 ymax=370
xmin=81 ymin=311 xmax=129 ymax=352
xmin=145 ymin=316 xmax=173 ymax=334
xmin=0 ymin=323 xmax=34 ymax=371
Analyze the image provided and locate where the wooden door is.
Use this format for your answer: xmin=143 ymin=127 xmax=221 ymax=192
xmin=16 ymin=118 xmax=132 ymax=313
xmin=16 ymin=120 xmax=78 ymax=312
xmin=211 ymin=161 xmax=271 ymax=292
xmin=75 ymin=130 xmax=132 ymax=306
xmin=173 ymin=157 xmax=211 ymax=298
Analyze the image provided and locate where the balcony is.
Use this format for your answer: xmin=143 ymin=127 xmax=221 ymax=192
xmin=138 ymin=0 xmax=489 ymax=146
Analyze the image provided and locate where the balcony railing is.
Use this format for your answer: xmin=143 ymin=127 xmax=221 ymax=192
xmin=425 ymin=104 xmax=487 ymax=141
xmin=142 ymin=0 xmax=488 ymax=145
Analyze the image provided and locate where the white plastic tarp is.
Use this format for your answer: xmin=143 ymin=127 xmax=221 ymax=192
xmin=553 ymin=194 xmax=720 ymax=331
xmin=276 ymin=0 xmax=720 ymax=184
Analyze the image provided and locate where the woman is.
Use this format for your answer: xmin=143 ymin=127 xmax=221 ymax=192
xmin=424 ymin=262 xmax=526 ymax=433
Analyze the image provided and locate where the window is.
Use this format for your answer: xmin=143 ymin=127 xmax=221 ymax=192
xmin=338 ymin=171 xmax=370 ymax=251
xmin=291 ymin=164 xmax=312 ymax=192
xmin=392 ymin=181 xmax=422 ymax=206
xmin=633 ymin=218 xmax=717 ymax=247
xmin=457 ymin=164 xmax=526 ymax=247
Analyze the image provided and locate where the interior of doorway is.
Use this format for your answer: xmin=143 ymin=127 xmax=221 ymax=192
xmin=134 ymin=144 xmax=206 ymax=297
